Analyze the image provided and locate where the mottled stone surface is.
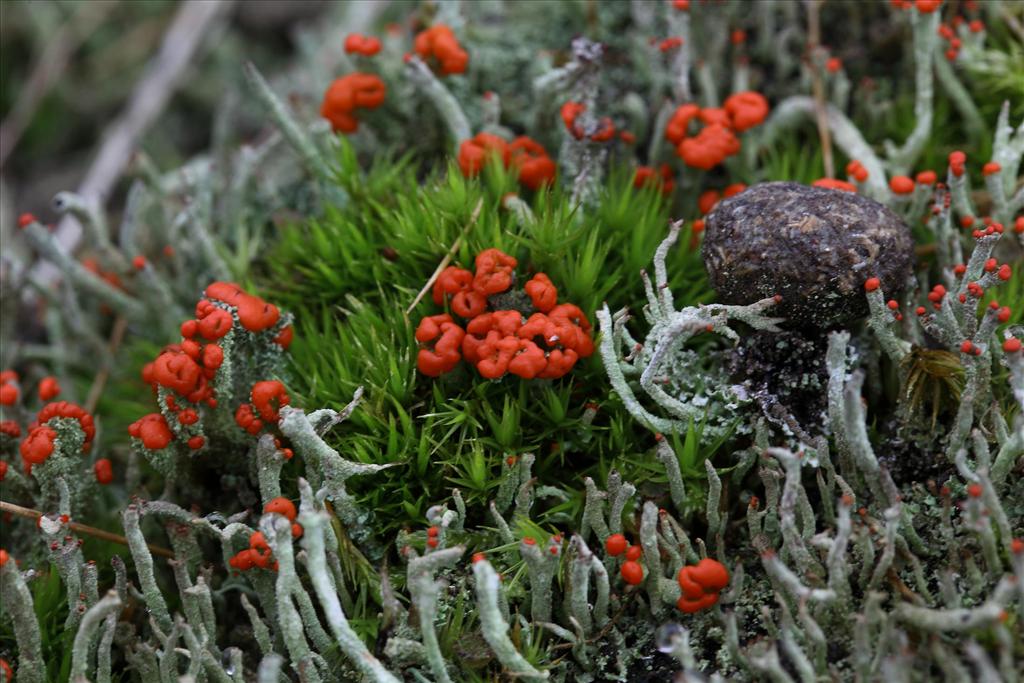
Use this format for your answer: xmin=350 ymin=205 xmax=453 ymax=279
xmin=702 ymin=182 xmax=914 ymax=328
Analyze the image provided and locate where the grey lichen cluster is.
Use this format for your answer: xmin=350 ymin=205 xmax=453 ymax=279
xmin=2 ymin=1 xmax=1023 ymax=681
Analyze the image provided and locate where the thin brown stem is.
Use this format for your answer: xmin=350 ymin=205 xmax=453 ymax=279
xmin=405 ymin=197 xmax=485 ymax=315
xmin=84 ymin=315 xmax=128 ymax=415
xmin=0 ymin=499 xmax=175 ymax=559
xmin=806 ymin=0 xmax=835 ymax=178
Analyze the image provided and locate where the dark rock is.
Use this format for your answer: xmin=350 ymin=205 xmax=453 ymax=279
xmin=702 ymin=182 xmax=914 ymax=328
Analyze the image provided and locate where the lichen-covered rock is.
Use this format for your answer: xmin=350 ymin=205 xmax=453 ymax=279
xmin=702 ymin=182 xmax=914 ymax=328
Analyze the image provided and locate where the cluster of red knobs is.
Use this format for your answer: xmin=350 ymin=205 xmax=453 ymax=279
xmin=228 ymin=498 xmax=303 ymax=573
xmin=416 ymin=249 xmax=593 ymax=380
xmin=606 ymin=533 xmax=729 ymax=613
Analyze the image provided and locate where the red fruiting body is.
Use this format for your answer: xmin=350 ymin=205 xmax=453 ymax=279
xmin=864 ymin=277 xmax=881 ymax=292
xmin=251 ymin=380 xmax=290 ymax=422
xmin=915 ymin=0 xmax=941 ymax=12
xmin=38 ymin=376 xmax=61 ymax=401
xmin=889 ymin=176 xmax=915 ymax=195
xmin=678 ymin=124 xmax=740 ymax=170
xmin=508 ymin=136 xmax=556 ymax=190
xmin=605 ymin=534 xmax=628 ymax=557
xmin=274 ymin=325 xmax=294 ymax=349
xmin=967 ymin=483 xmax=983 ymax=498
xmin=416 ymin=314 xmax=466 ymax=377
xmin=472 ymin=552 xmax=486 ymax=563
xmin=659 ymin=37 xmax=684 ymax=52
xmin=343 ymin=33 xmax=381 ymax=56
xmin=812 ymin=178 xmax=857 ymax=193
xmin=949 ymin=150 xmax=966 ymax=177
xmin=0 ymin=378 xmax=17 ymax=406
xmin=20 ymin=426 xmax=57 ymax=465
xmin=524 ymin=274 xmax=558 ymax=313
xmin=723 ymin=183 xmax=746 ymax=198
xmin=320 ymin=74 xmax=386 ymax=133
xmin=418 ymin=250 xmax=592 ymax=380
xmin=473 ymin=249 xmax=518 ymax=295
xmin=94 ymin=458 xmax=114 ymax=484
xmin=699 ymin=190 xmax=721 ymax=215
xmin=633 ymin=165 xmax=675 ymax=197
xmin=620 ymin=560 xmax=644 ymax=585
xmin=427 ymin=526 xmax=439 ymax=537
xmin=132 ymin=256 xmax=146 ymax=270
xmin=414 ymin=24 xmax=468 ymax=75
xmin=235 ymin=403 xmax=262 ymax=435
xmin=915 ymin=170 xmax=936 ymax=185
xmin=128 ymin=413 xmax=174 ymax=450
xmin=264 ymin=497 xmax=297 ymax=521
xmin=676 ymin=558 xmax=729 ymax=612
xmin=152 ymin=349 xmax=202 ymax=395
xmin=198 ymin=308 xmax=233 ymax=341
xmin=846 ymin=160 xmax=868 ymax=182
xmin=997 ymin=264 xmax=1011 ymax=281
xmin=205 ymin=282 xmax=280 ymax=332
xmin=625 ymin=545 xmax=643 ymax=561
xmin=0 ymin=420 xmax=21 ymax=438
xmin=826 ymin=57 xmax=841 ymax=73
xmin=960 ymin=340 xmax=975 ymax=354
xmin=982 ymin=161 xmax=1001 ymax=176
xmin=187 ymin=435 xmax=205 ymax=450
xmin=723 ymin=91 xmax=768 ymax=132
xmin=1004 ymin=338 xmax=1022 ymax=353
xmin=458 ymin=133 xmax=510 ymax=176
xmin=665 ymin=103 xmax=700 ymax=145
xmin=561 ymin=102 xmax=587 ymax=139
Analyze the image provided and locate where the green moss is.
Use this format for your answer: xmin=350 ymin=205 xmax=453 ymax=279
xmin=258 ymin=144 xmax=720 ymax=540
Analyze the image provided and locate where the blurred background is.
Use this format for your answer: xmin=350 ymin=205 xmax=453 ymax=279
xmin=2 ymin=0 xmax=1021 ymax=244
xmin=0 ymin=0 xmax=388 ymax=229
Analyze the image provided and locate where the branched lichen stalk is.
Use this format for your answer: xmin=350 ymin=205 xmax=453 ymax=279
xmin=407 ymin=546 xmax=465 ymax=683
xmin=300 ymin=509 xmax=400 ymax=683
xmin=261 ymin=514 xmax=321 ymax=683
xmin=21 ymin=220 xmax=147 ymax=320
xmin=472 ymin=559 xmax=549 ymax=681
xmin=0 ymin=557 xmax=44 ymax=683
xmin=70 ymin=591 xmax=122 ymax=683
xmin=404 ymin=56 xmax=471 ymax=149
xmin=895 ymin=577 xmax=1016 ymax=632
xmin=123 ymin=504 xmax=173 ymax=632
xmin=243 ymin=62 xmax=331 ymax=180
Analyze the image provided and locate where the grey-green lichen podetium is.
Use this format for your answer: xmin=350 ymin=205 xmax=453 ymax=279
xmin=703 ymin=182 xmax=915 ymax=329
